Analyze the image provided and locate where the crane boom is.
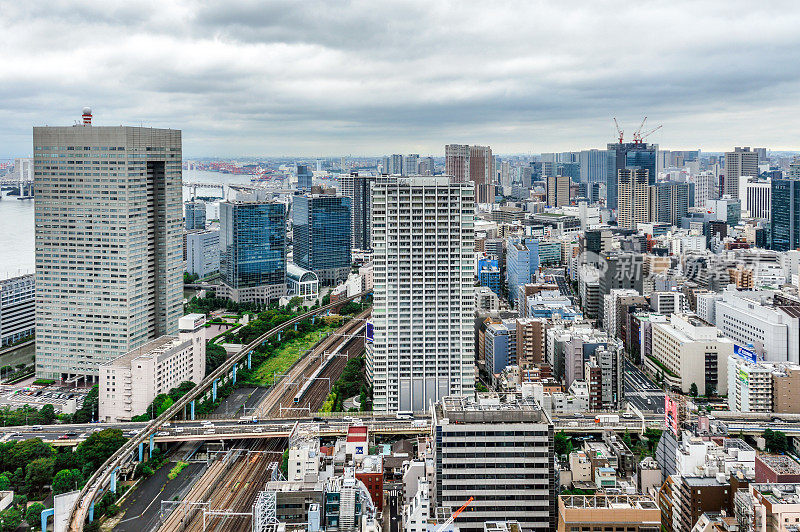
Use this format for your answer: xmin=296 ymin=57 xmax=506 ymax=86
xmin=436 ymin=497 xmax=474 ymax=532
xmin=639 ymin=124 xmax=663 ymax=141
xmin=613 ymin=118 xmax=624 ymax=144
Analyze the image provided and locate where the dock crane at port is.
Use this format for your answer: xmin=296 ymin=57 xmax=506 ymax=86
xmin=435 ymin=497 xmax=474 ymax=532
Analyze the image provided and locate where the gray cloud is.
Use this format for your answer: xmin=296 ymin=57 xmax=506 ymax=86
xmin=1 ymin=0 xmax=800 ymax=157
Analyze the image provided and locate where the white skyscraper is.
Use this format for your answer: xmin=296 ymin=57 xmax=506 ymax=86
xmin=33 ymin=109 xmax=183 ymax=381
xmin=367 ymin=176 xmax=475 ymax=412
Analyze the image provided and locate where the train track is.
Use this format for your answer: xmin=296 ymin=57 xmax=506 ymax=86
xmin=254 ymin=309 xmax=370 ymax=418
xmin=158 ymin=439 xmax=284 ymax=532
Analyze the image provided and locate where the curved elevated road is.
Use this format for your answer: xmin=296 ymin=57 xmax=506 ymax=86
xmin=67 ymin=291 xmax=371 ymax=531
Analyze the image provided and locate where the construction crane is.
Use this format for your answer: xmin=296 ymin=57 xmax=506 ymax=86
xmin=637 ymin=124 xmax=663 ymax=143
xmin=613 ymin=118 xmax=624 ymax=144
xmin=435 ymin=497 xmax=474 ymax=532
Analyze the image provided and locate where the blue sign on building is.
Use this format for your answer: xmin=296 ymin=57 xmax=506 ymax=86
xmin=366 ymin=321 xmax=374 ymax=343
xmin=734 ymin=344 xmax=757 ymax=364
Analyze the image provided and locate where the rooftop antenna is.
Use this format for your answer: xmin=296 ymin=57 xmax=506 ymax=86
xmin=82 ymin=107 xmax=92 ymax=126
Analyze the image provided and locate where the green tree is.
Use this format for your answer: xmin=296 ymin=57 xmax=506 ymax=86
xmin=689 ymin=383 xmax=698 ymax=397
xmin=76 ymin=429 xmax=126 ymax=471
xmin=206 ymin=342 xmax=227 ymax=376
xmin=52 ymin=468 xmax=83 ymax=495
xmin=3 ymin=438 xmax=54 ymax=472
xmin=40 ymin=404 xmax=56 ymax=424
xmin=0 ymin=475 xmax=9 ymax=491
xmin=24 ymin=457 xmax=54 ymax=494
xmin=25 ymin=502 xmax=46 ymax=529
xmin=554 ymin=431 xmax=573 ymax=457
xmin=73 ymin=386 xmax=98 ymax=423
xmin=0 ymin=507 xmax=22 ymax=532
xmin=764 ymin=429 xmax=790 ymax=453
xmin=157 ymin=397 xmax=174 ymax=416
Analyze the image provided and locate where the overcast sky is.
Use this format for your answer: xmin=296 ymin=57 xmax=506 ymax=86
xmin=3 ymin=0 xmax=800 ymax=158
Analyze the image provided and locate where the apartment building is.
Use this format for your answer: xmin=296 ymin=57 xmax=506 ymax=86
xmin=368 ymin=176 xmax=475 ymax=412
xmin=98 ymin=314 xmax=206 ymax=422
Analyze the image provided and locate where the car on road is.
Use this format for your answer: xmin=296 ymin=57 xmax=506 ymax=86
xmin=31 ymin=425 xmax=43 ymax=431
xmin=622 ymin=412 xmax=634 ymax=418
xmin=573 ymin=412 xmax=582 ymax=418
xmin=203 ymin=428 xmax=216 ymax=435
xmin=58 ymin=434 xmax=71 ymax=440
xmin=156 ymin=431 xmax=170 ymax=436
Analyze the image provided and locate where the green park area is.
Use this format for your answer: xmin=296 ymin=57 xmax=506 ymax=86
xmin=243 ymin=325 xmax=336 ymax=386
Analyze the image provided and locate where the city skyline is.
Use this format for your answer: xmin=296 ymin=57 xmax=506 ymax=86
xmin=3 ymin=1 xmax=800 ymax=157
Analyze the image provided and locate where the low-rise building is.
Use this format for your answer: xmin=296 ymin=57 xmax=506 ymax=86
xmin=754 ymin=454 xmax=800 ymax=484
xmin=557 ymin=494 xmax=661 ymax=532
xmin=98 ymin=314 xmax=206 ymax=422
xmin=286 ymin=263 xmax=320 ymax=301
xmin=647 ymin=314 xmax=733 ymax=395
xmin=735 ymin=483 xmax=800 ymax=532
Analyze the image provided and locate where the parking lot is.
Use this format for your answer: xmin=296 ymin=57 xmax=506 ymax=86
xmin=0 ymin=378 xmax=90 ymax=413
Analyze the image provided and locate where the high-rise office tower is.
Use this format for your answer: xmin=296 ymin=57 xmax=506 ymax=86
xmin=338 ymin=173 xmax=375 ymax=251
xmin=184 ymin=200 xmax=206 ymax=230
xmin=692 ymin=171 xmax=717 ymax=207
xmin=541 ymin=160 xmax=557 ymax=178
xmin=617 ymin=169 xmax=651 ymax=230
xmin=379 ymin=156 xmax=390 ymax=174
xmin=579 ymin=150 xmax=607 ymax=185
xmin=218 ymin=200 xmax=287 ymax=303
xmin=33 ymin=111 xmax=182 ymax=380
xmin=546 ymin=175 xmax=570 ymax=207
xmin=606 ymin=142 xmax=657 ymax=210
xmin=445 ymin=144 xmax=494 ymax=202
xmin=368 ymin=176 xmax=475 ymax=412
xmin=389 ymin=154 xmax=404 ymax=174
xmin=403 ymin=154 xmax=419 ymax=175
xmin=771 ymin=177 xmax=800 ymax=251
xmin=648 ymin=181 xmax=689 ymax=227
xmin=297 ymin=164 xmax=313 ymax=191
xmin=724 ymin=147 xmax=759 ymax=198
xmin=293 ymin=194 xmax=352 ymax=285
xmin=740 ymin=177 xmax=772 ymax=220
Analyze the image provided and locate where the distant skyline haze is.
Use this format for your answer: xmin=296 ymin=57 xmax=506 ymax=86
xmin=2 ymin=0 xmax=800 ymax=157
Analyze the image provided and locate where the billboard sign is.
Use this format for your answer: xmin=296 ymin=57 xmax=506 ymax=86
xmin=734 ymin=344 xmax=757 ymax=364
xmin=365 ymin=321 xmax=373 ymax=343
xmin=665 ymin=395 xmax=679 ymax=437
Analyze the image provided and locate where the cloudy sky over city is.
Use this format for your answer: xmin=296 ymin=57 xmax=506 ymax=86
xmin=3 ymin=0 xmax=800 ymax=157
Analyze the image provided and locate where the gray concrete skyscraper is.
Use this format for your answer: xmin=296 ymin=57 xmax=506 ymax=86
xmin=338 ymin=173 xmax=375 ymax=251
xmin=724 ymin=147 xmax=759 ymax=198
xmin=367 ymin=176 xmax=475 ymax=412
xmin=34 ymin=110 xmax=183 ymax=381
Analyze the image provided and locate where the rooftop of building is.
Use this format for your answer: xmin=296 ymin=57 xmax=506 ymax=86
xmin=436 ymin=395 xmax=551 ymax=425
xmin=758 ymin=454 xmax=800 ymax=475
xmin=102 ymin=334 xmax=188 ymax=368
xmin=751 ymin=483 xmax=800 ymax=505
xmin=559 ymin=494 xmax=659 ymax=510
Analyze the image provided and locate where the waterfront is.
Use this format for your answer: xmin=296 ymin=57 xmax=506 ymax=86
xmin=0 ymin=190 xmax=34 ymax=278
xmin=0 ymin=169 xmax=253 ymax=278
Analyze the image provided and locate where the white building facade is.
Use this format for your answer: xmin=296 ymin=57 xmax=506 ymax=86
xmin=367 ymin=176 xmax=475 ymax=413
xmin=98 ymin=314 xmax=206 ymax=422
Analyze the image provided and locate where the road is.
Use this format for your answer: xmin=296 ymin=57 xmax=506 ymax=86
xmin=624 ymin=359 xmax=665 ymax=414
xmin=386 ymin=487 xmax=401 ymax=532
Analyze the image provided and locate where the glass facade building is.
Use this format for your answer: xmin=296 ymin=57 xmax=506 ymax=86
xmin=219 ymin=201 xmax=286 ymax=301
xmin=607 ymin=142 xmax=657 ymax=210
xmin=293 ymin=194 xmax=352 ymax=285
xmin=184 ymin=200 xmax=206 ymax=230
xmin=771 ymin=178 xmax=800 ymax=251
xmin=297 ymin=164 xmax=313 ymax=191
